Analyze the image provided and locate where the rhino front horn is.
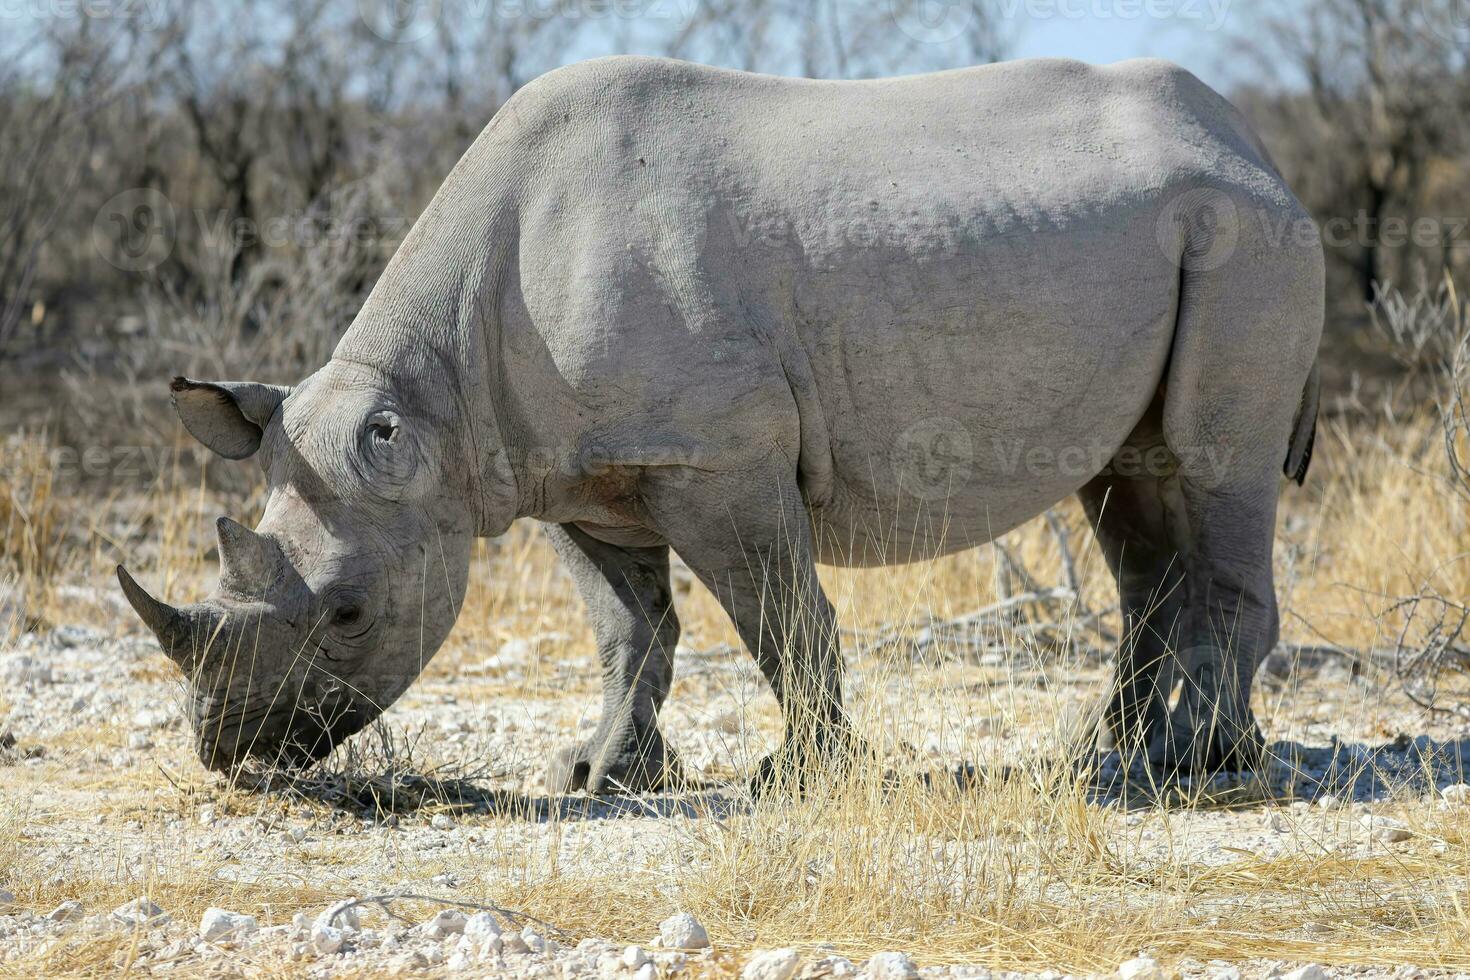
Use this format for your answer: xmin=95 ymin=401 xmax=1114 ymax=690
xmin=116 ymin=565 xmax=191 ymax=663
xmin=215 ymin=516 xmax=278 ymax=596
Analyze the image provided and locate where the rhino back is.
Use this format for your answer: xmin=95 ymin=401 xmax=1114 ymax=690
xmin=356 ymin=57 xmax=1308 ymax=554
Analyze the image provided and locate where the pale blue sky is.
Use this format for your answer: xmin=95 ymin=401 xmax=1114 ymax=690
xmin=1004 ymin=1 xmax=1242 ymax=89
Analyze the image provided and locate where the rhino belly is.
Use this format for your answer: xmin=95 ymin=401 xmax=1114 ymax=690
xmin=791 ymin=230 xmax=1178 ymax=568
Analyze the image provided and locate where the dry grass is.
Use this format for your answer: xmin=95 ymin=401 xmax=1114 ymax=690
xmin=2 ymin=399 xmax=1470 ymax=977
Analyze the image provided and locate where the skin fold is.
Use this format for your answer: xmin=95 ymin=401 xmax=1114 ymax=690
xmin=119 ymin=55 xmax=1323 ymax=788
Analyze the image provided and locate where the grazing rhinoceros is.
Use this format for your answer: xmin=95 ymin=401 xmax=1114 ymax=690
xmin=117 ymin=55 xmax=1322 ymax=790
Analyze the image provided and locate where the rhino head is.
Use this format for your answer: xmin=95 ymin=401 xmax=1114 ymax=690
xmin=117 ymin=360 xmax=474 ymax=772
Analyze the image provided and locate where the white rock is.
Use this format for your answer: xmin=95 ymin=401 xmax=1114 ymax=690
xmin=867 ymin=951 xmax=919 ymax=979
xmin=312 ymin=924 xmax=345 ymax=954
xmin=198 ymin=805 xmax=217 ymax=826
xmin=464 ymin=912 xmax=502 ymax=940
xmin=199 ymin=907 xmax=257 ymax=942
xmin=658 ymin=911 xmax=710 ymax=949
xmin=1440 ymin=783 xmax=1470 ymax=804
xmin=431 ymin=814 xmax=456 ymax=831
xmin=501 ymin=931 xmax=530 ymax=954
xmin=624 ymin=944 xmax=652 ymax=969
xmin=1315 ymin=795 xmax=1341 ymax=811
xmin=743 ymin=947 xmax=802 ymax=980
xmin=447 ymin=950 xmax=474 ymax=971
xmin=1117 ymin=956 xmax=1164 ymax=980
xmin=522 ymin=927 xmax=546 ymax=953
xmin=112 ymin=897 xmax=167 ymax=925
xmin=634 ymin=964 xmax=658 ymax=980
xmin=422 ymin=909 xmax=467 ymax=937
xmin=317 ymin=899 xmax=360 ymax=932
xmin=804 ymin=955 xmax=858 ymax=977
xmin=1282 ymin=966 xmax=1328 ymax=980
xmin=1374 ymin=825 xmax=1412 ymax=843
xmin=47 ymin=901 xmax=84 ymax=923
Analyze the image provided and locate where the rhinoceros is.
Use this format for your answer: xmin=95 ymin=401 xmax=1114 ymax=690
xmin=117 ymin=55 xmax=1322 ymax=791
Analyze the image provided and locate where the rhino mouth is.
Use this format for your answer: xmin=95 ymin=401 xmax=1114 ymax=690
xmin=193 ymin=695 xmax=376 ymax=773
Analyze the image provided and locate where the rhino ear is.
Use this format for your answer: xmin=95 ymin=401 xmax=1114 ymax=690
xmin=170 ymin=377 xmax=290 ymax=460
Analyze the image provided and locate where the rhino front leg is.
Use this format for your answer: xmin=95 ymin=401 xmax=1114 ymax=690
xmin=543 ymin=523 xmax=683 ymax=794
xmin=646 ymin=474 xmax=850 ymax=794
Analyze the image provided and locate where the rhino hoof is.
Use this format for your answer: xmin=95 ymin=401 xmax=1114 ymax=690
xmin=545 ymin=725 xmax=682 ymax=795
xmin=1145 ymin=716 xmax=1266 ymax=777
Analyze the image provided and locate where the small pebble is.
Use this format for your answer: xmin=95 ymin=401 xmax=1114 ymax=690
xmin=743 ymin=947 xmax=802 ymax=980
xmin=47 ymin=901 xmax=84 ymax=923
xmin=1282 ymin=966 xmax=1328 ymax=980
xmin=318 ymin=899 xmax=360 ymax=932
xmin=422 ymin=909 xmax=467 ymax=937
xmin=199 ymin=907 xmax=257 ymax=942
xmin=312 ymin=924 xmax=345 ymax=954
xmin=658 ymin=911 xmax=710 ymax=950
xmin=431 ymin=814 xmax=455 ymax=831
xmin=1440 ymin=783 xmax=1470 ymax=804
xmin=867 ymin=951 xmax=919 ymax=979
xmin=112 ymin=896 xmax=167 ymax=925
xmin=464 ymin=912 xmax=502 ymax=940
xmin=1117 ymin=956 xmax=1164 ymax=980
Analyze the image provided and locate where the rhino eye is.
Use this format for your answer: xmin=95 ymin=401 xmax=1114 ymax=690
xmin=334 ymin=605 xmax=362 ymax=626
xmin=366 ymin=419 xmax=397 ymax=445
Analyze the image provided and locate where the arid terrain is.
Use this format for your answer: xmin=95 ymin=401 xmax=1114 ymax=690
xmin=3 ymin=401 xmax=1470 ymax=978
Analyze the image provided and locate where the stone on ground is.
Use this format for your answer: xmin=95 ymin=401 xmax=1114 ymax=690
xmin=1117 ymin=955 xmax=1164 ymax=980
xmin=199 ymin=907 xmax=258 ymax=941
xmin=743 ymin=947 xmax=802 ymax=980
xmin=421 ymin=909 xmax=467 ymax=938
xmin=866 ymin=950 xmax=919 ymax=979
xmin=47 ymin=901 xmax=84 ymax=923
xmin=658 ymin=911 xmax=710 ymax=949
xmin=1282 ymin=966 xmax=1328 ymax=980
xmin=111 ymin=896 xmax=167 ymax=925
xmin=1440 ymin=783 xmax=1470 ymax=804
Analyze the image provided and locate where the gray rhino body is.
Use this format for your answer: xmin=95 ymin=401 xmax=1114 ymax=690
xmin=119 ymin=56 xmax=1323 ymax=787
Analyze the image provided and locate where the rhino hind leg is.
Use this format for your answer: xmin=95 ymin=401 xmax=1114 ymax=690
xmin=1101 ymin=232 xmax=1321 ymax=776
xmin=1076 ymin=458 xmax=1186 ymax=764
xmin=543 ymin=523 xmax=683 ymax=794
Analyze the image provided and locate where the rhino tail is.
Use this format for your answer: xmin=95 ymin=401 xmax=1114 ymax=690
xmin=1283 ymin=359 xmax=1319 ymax=486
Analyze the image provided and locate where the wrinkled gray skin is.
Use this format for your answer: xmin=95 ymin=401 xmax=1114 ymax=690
xmin=119 ymin=56 xmax=1323 ymax=789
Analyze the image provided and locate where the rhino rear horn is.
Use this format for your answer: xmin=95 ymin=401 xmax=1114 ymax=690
xmin=215 ymin=517 xmax=279 ymax=596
